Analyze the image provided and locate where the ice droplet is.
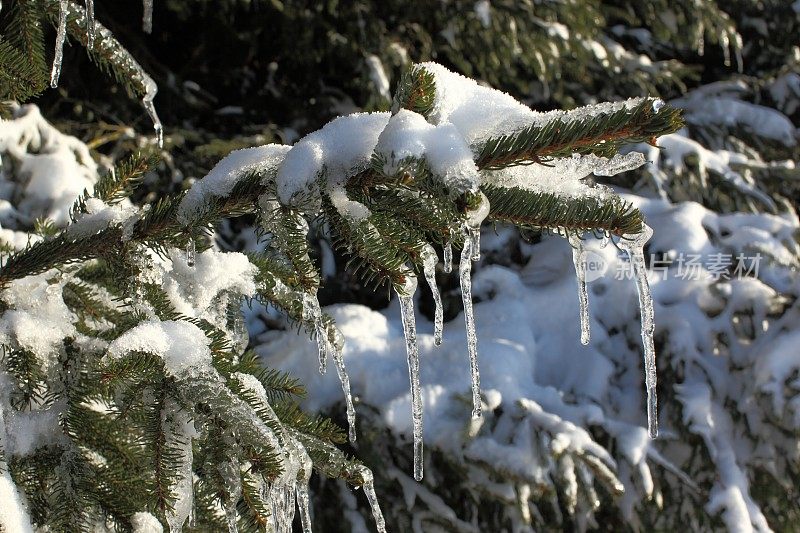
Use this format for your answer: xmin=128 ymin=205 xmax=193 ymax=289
xmin=652 ymin=98 xmax=665 ymax=113
xmin=568 ymin=234 xmax=590 ymax=346
xmin=421 ymin=245 xmax=444 ymax=346
xmin=460 ymin=235 xmax=482 ymax=420
xmin=396 ymin=274 xmax=424 ymax=480
xmin=619 ymin=223 xmax=658 ymax=438
xmin=185 ymin=237 xmax=195 ymax=267
xmin=50 ymin=0 xmax=68 ymax=88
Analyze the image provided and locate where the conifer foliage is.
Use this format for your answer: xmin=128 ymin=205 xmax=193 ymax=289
xmin=0 ymin=3 xmax=688 ymax=530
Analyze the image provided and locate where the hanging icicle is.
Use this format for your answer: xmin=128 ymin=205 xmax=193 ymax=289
xmin=618 ymin=223 xmax=658 ymax=438
xmin=460 ymin=235 xmax=482 ymax=420
xmin=50 ymin=0 xmax=68 ymax=88
xmin=302 ymin=292 xmax=328 ymax=374
xmin=421 ymin=245 xmax=444 ymax=346
xmin=85 ymin=0 xmax=95 ymax=47
xmin=459 ymin=191 xmax=490 ymax=420
xmin=355 ymin=466 xmax=387 ymax=533
xmin=302 ymin=292 xmax=357 ymax=442
xmin=395 ymin=273 xmax=424 ymax=481
xmin=142 ymin=0 xmax=153 ymax=33
xmin=568 ymin=234 xmax=591 ymax=345
xmin=331 ymin=336 xmax=358 ymax=444
xmin=142 ymin=77 xmax=164 ymax=148
xmin=443 ymin=236 xmax=453 ymax=273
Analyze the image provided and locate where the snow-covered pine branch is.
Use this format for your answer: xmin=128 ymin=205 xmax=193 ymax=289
xmin=0 ymin=59 xmax=681 ymax=530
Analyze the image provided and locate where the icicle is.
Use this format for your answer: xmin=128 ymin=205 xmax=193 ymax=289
xmin=619 ymin=223 xmax=658 ymax=438
xmin=219 ymin=459 xmax=241 ymax=533
xmin=421 ymin=245 xmax=444 ymax=346
xmin=296 ymin=485 xmax=313 ymax=533
xmin=355 ymin=466 xmax=387 ymax=533
xmin=185 ymin=237 xmax=195 ymax=267
xmin=302 ymin=292 xmax=327 ymax=374
xmin=469 ymin=226 xmax=481 ymax=261
xmin=302 ymin=292 xmax=356 ymax=442
xmin=568 ymin=234 xmax=590 ymax=346
xmin=85 ymin=0 xmax=95 ymax=47
xmin=50 ymin=0 xmax=68 ymax=88
xmin=395 ymin=273 xmax=424 ymax=481
xmin=142 ymin=0 xmax=153 ymax=33
xmin=142 ymin=77 xmax=164 ymax=148
xmin=460 ymin=236 xmax=482 ymax=420
xmin=465 ymin=191 xmax=490 ymax=262
xmin=443 ymin=237 xmax=453 ymax=273
xmin=330 ymin=333 xmax=357 ymax=444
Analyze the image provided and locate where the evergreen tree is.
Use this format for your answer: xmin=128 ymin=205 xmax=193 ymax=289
xmin=1 ymin=1 xmax=799 ymax=532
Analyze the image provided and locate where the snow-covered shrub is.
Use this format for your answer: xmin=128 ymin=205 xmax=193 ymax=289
xmin=0 ymin=57 xmax=685 ymax=531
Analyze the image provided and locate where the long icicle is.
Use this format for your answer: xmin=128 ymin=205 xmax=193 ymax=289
xmin=460 ymin=235 xmax=482 ymax=420
xmin=568 ymin=234 xmax=591 ymax=345
xmin=330 ymin=330 xmax=357 ymax=444
xmin=303 ymin=293 xmax=357 ymax=442
xmin=356 ymin=466 xmax=387 ymax=533
xmin=302 ymin=292 xmax=327 ymax=374
xmin=422 ymin=245 xmax=444 ymax=346
xmin=50 ymin=0 xmax=68 ymax=88
xmin=85 ymin=0 xmax=95 ymax=46
xmin=396 ymin=273 xmax=424 ymax=480
xmin=142 ymin=0 xmax=153 ymax=33
xmin=619 ymin=223 xmax=658 ymax=438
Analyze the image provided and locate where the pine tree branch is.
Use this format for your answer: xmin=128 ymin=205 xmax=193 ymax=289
xmin=482 ymin=184 xmax=644 ymax=236
xmin=475 ymin=99 xmax=683 ymax=170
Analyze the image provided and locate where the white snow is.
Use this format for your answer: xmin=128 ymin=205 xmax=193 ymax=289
xmin=375 ymin=109 xmax=480 ymax=193
xmin=276 ymin=112 xmax=390 ymax=205
xmin=161 ymin=248 xmax=257 ymax=321
xmin=131 ymin=512 xmax=163 ymax=533
xmin=105 ymin=320 xmax=213 ymax=378
xmin=0 ymin=104 xmax=99 ymax=226
xmin=419 ymin=62 xmax=646 ymax=146
xmin=178 ymin=144 xmax=291 ymax=225
xmin=67 ymin=197 xmax=138 ymax=239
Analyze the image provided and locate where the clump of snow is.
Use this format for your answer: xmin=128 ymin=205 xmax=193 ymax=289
xmin=0 ymin=475 xmax=34 ymax=533
xmin=131 ymin=512 xmax=163 ymax=533
xmin=67 ymin=197 xmax=139 ymax=239
xmin=105 ymin=320 xmax=213 ymax=378
xmin=419 ymin=62 xmax=646 ymax=146
xmin=0 ymin=273 xmax=76 ymax=371
xmin=675 ymin=86 xmax=798 ymax=147
xmin=276 ymin=112 xmax=390 ymax=206
xmin=375 ymin=109 xmax=480 ymax=193
xmin=178 ymin=144 xmax=291 ymax=225
xmin=0 ymin=104 xmax=99 ymax=226
xmin=161 ymin=248 xmax=257 ymax=321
